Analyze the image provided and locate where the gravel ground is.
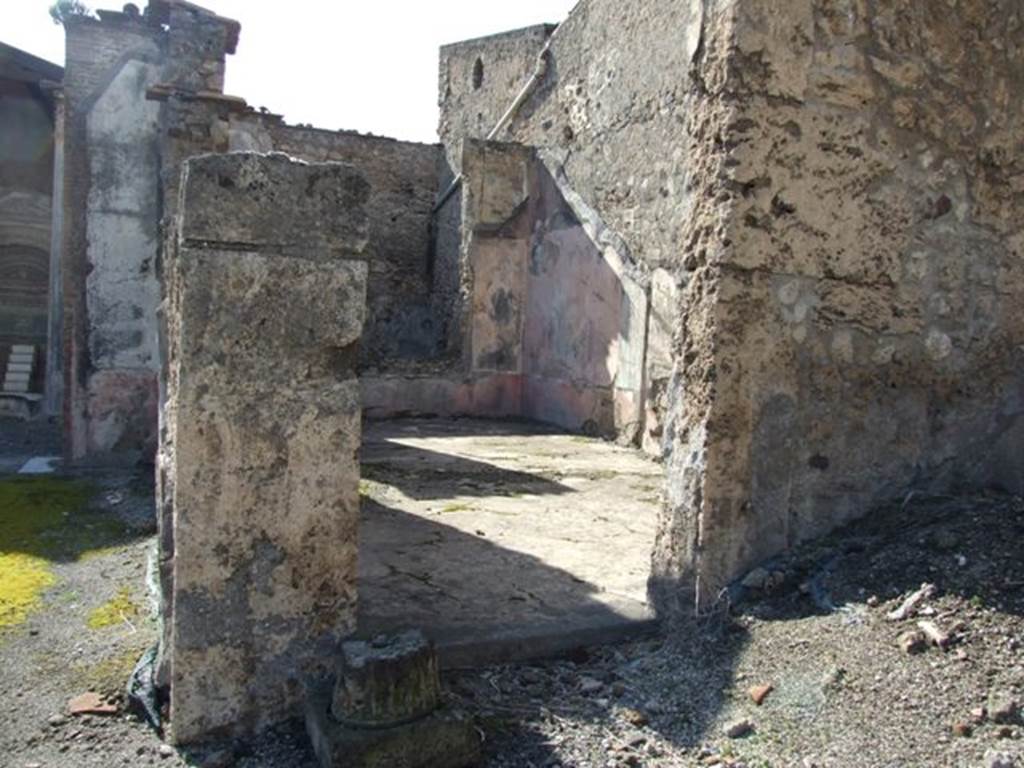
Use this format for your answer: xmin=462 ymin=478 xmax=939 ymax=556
xmin=1 ymin=460 xmax=1020 ymax=768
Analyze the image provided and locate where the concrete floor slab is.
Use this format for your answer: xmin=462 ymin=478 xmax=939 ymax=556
xmin=357 ymin=418 xmax=663 ymax=667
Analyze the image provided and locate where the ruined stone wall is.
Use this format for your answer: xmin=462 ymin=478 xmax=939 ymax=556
xmin=229 ymin=117 xmax=445 ymax=370
xmin=163 ymin=153 xmax=369 ymax=744
xmin=439 ymin=0 xmax=733 ymax=605
xmin=61 ymin=1 xmax=237 ymax=464
xmin=438 ymin=24 xmax=556 ymax=170
xmin=440 ymin=0 xmax=1024 ymax=607
xmin=685 ymin=0 xmax=1024 ymax=600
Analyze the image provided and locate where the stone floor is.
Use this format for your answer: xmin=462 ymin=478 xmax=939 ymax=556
xmin=357 ymin=418 xmax=664 ymax=667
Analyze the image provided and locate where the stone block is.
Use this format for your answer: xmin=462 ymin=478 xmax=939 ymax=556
xmin=306 ymin=630 xmax=478 ymax=768
xmin=306 ymin=695 xmax=480 ymax=768
xmin=332 ymin=631 xmax=441 ymax=727
xmin=178 ymin=152 xmax=370 ymax=257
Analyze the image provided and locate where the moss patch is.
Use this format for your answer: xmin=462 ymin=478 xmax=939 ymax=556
xmin=0 ymin=477 xmax=93 ymax=630
xmin=0 ymin=553 xmax=57 ymax=629
xmin=87 ymin=586 xmax=139 ymax=630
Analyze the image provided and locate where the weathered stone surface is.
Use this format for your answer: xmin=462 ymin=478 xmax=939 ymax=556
xmin=61 ymin=0 xmax=240 ymax=464
xmin=332 ymin=631 xmax=441 ymax=728
xmin=162 ymin=153 xmax=370 ymax=744
xmin=440 ymin=0 xmax=1024 ymax=610
xmin=307 ymin=680 xmax=479 ymax=768
xmin=179 ymin=151 xmax=369 ymax=257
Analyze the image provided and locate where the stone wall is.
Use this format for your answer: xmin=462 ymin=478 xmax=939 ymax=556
xmin=230 ymin=116 xmax=445 ymax=370
xmin=438 ymin=24 xmax=556 ymax=170
xmin=60 ymin=1 xmax=237 ymax=464
xmin=439 ymin=0 xmax=1024 ymax=609
xmin=681 ymin=0 xmax=1024 ymax=601
xmin=162 ymin=153 xmax=369 ymax=744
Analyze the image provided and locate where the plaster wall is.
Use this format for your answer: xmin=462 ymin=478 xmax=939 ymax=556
xmin=61 ymin=2 xmax=237 ymax=464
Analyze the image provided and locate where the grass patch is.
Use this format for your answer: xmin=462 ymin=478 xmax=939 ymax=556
xmin=87 ymin=586 xmax=139 ymax=630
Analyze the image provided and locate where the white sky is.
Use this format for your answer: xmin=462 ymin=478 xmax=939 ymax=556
xmin=5 ymin=0 xmax=579 ymax=143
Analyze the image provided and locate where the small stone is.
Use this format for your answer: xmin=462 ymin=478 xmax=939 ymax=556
xmin=996 ymin=726 xmax=1014 ymax=739
xmin=741 ymin=568 xmax=770 ymax=590
xmin=580 ymin=677 xmax=604 ymax=694
xmin=899 ymin=630 xmax=927 ymax=654
xmin=970 ymin=707 xmax=988 ymax=724
xmin=622 ymin=708 xmax=648 ymax=727
xmin=749 ymin=683 xmax=774 ymax=706
xmin=952 ymin=722 xmax=973 ymax=738
xmin=612 ymin=681 xmax=627 ymax=697
xmin=47 ymin=714 xmax=67 ymax=727
xmin=983 ymin=750 xmax=1016 ymax=768
xmin=990 ymin=695 xmax=1020 ymax=725
xmin=725 ymin=719 xmax=754 ymax=738
xmin=158 ymin=744 xmax=174 ymax=758
xmin=866 ymin=595 xmax=880 ymax=607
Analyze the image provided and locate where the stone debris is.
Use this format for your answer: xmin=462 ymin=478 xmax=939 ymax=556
xmin=724 ymin=719 xmax=755 ymax=739
xmin=749 ymin=683 xmax=774 ymax=705
xmin=917 ymin=620 xmax=951 ymax=650
xmin=989 ymin=695 xmax=1020 ymax=725
xmin=983 ymin=751 xmax=1017 ymax=768
xmin=898 ymin=630 xmax=927 ymax=654
xmin=952 ymin=721 xmax=974 ymax=738
xmin=887 ymin=583 xmax=937 ymax=621
xmin=66 ymin=692 xmax=117 ymax=717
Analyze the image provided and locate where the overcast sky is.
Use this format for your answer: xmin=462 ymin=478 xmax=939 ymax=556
xmin=6 ymin=0 xmax=579 ymax=143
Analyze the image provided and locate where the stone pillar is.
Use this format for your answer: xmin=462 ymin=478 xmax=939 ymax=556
xmin=44 ymin=89 xmax=65 ymax=418
xmin=162 ymin=152 xmax=370 ymax=744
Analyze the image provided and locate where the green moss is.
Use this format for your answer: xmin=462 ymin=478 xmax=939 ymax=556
xmin=0 ymin=478 xmax=92 ymax=630
xmin=87 ymin=586 xmax=139 ymax=629
xmin=0 ymin=477 xmax=143 ymax=632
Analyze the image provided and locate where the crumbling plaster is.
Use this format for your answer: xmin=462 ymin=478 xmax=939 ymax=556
xmin=439 ymin=0 xmax=1024 ymax=607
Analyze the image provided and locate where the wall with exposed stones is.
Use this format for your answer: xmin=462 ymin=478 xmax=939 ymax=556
xmin=680 ymin=0 xmax=1024 ymax=602
xmin=439 ymin=0 xmax=1024 ymax=609
xmin=162 ymin=152 xmax=369 ymax=744
xmin=229 ymin=117 xmax=446 ymax=369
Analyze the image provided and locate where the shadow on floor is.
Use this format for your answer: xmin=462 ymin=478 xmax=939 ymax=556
xmin=362 ymin=440 xmax=575 ymax=500
xmin=358 ymin=496 xmax=657 ymax=668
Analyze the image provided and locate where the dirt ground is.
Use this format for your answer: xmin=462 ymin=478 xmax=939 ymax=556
xmin=1 ymin=415 xmax=1021 ymax=768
